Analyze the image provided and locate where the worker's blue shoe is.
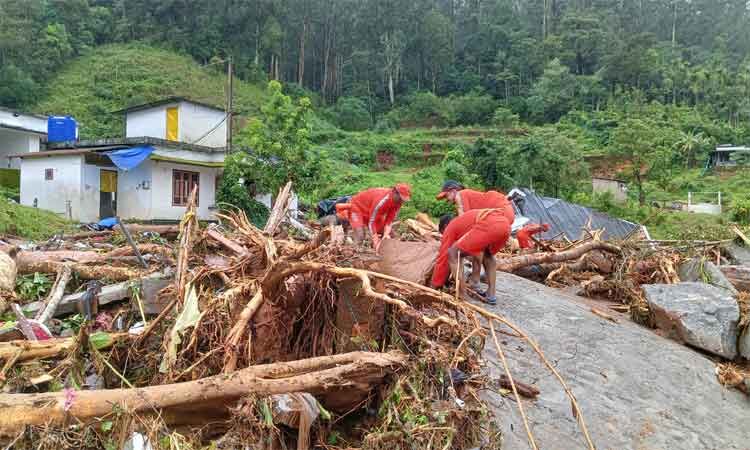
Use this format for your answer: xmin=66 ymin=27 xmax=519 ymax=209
xmin=479 ymin=291 xmax=497 ymax=306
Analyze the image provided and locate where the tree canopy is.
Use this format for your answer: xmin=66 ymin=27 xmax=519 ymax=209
xmin=1 ymin=0 xmax=748 ymax=129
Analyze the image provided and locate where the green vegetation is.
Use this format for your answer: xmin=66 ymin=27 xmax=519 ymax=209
xmin=15 ymin=273 xmax=52 ymax=302
xmin=1 ymin=0 xmax=749 ymax=243
xmin=0 ymin=198 xmax=71 ymax=240
xmin=33 ymin=44 xmax=267 ymax=139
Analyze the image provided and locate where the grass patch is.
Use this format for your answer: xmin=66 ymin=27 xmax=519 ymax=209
xmin=34 ymin=43 xmax=268 ymax=139
xmin=645 ymin=210 xmax=733 ymax=241
xmin=0 ymin=198 xmax=72 ymax=240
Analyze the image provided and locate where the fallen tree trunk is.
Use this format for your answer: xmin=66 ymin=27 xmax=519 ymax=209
xmin=496 ymin=241 xmax=622 ymax=273
xmin=513 ymin=251 xmax=615 ymax=279
xmin=62 ymin=230 xmax=112 ymax=240
xmin=0 ymin=351 xmax=407 ymax=435
xmin=264 ymin=181 xmax=293 ymax=236
xmin=206 ymin=226 xmax=247 ymax=256
xmin=17 ymin=245 xmax=173 ymax=270
xmin=0 ymin=333 xmax=131 ymax=362
xmin=17 ymin=260 xmax=139 ymax=281
xmin=106 ymin=244 xmax=173 ymax=259
xmin=35 ymin=263 xmax=73 ymax=324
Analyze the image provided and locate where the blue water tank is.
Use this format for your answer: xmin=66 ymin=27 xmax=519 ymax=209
xmin=47 ymin=116 xmax=78 ymax=143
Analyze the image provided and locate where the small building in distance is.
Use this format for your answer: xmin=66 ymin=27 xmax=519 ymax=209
xmin=709 ymin=145 xmax=750 ymax=168
xmin=13 ymin=98 xmax=229 ymax=222
xmin=0 ymin=107 xmax=47 ymax=169
xmin=119 ymin=97 xmax=228 ymax=148
xmin=592 ymin=177 xmax=628 ymax=203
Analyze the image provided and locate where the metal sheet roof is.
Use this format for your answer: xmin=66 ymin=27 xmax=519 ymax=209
xmin=510 ymin=188 xmax=641 ymax=241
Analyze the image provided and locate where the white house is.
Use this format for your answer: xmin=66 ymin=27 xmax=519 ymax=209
xmin=0 ymin=107 xmax=47 ymax=169
xmin=119 ymin=97 xmax=228 ymax=148
xmin=13 ymin=98 xmax=229 ymax=222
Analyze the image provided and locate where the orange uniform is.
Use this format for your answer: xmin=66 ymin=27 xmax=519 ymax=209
xmin=455 ymin=189 xmax=515 ymax=224
xmin=431 ymin=209 xmax=511 ymax=288
xmin=516 ymin=223 xmax=550 ymax=249
xmin=349 ymin=188 xmax=403 ymax=236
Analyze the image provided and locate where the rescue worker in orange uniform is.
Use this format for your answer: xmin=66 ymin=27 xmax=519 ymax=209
xmin=436 ymin=180 xmax=515 ymax=291
xmin=431 ymin=209 xmax=511 ymax=305
xmin=349 ymin=183 xmax=411 ymax=252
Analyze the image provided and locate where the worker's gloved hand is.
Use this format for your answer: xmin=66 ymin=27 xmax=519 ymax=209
xmin=383 ymin=224 xmax=393 ymax=239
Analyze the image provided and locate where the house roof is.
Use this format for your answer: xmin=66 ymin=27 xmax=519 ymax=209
xmin=0 ymin=123 xmax=47 ymax=136
xmin=8 ymin=148 xmax=99 ymax=158
xmin=713 ymin=146 xmax=750 ymax=153
xmin=112 ymin=97 xmax=226 ymax=114
xmin=509 ymin=187 xmax=642 ymax=241
xmin=0 ymin=106 xmax=47 ymax=121
xmin=45 ymin=137 xmax=226 ymax=154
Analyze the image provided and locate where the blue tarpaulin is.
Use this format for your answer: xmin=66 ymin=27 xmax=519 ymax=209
xmin=106 ymin=146 xmax=154 ymax=170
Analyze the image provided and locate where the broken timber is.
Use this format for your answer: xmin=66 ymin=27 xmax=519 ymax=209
xmin=0 ymin=351 xmax=406 ymax=435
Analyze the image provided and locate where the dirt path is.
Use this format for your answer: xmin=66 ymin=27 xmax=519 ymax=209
xmin=480 ymin=272 xmax=750 ymax=450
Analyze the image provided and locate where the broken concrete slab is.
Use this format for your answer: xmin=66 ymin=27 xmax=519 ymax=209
xmin=482 ymin=273 xmax=749 ymax=450
xmin=643 ymin=283 xmax=739 ymax=359
xmin=22 ymin=270 xmax=173 ymax=317
xmin=679 ymin=257 xmax=738 ymax=294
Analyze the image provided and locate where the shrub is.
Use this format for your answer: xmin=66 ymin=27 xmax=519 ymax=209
xmin=731 ymin=197 xmax=750 ymax=225
xmin=448 ymin=90 xmax=498 ymax=126
xmin=380 ymin=92 xmax=452 ymax=128
xmin=492 ymin=107 xmax=520 ymax=129
xmin=216 ymin=161 xmax=270 ymax=227
xmin=326 ymin=96 xmax=372 ymax=131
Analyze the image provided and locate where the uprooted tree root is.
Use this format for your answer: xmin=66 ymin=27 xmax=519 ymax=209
xmin=0 ymin=193 xmax=599 ymax=449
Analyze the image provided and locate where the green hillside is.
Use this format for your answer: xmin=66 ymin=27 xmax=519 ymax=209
xmin=33 ymin=44 xmax=267 ymax=140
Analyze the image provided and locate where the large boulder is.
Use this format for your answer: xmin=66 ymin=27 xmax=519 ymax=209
xmin=482 ymin=273 xmax=750 ymax=449
xmin=642 ymin=283 xmax=739 ymax=359
xmin=679 ymin=257 xmax=738 ymax=295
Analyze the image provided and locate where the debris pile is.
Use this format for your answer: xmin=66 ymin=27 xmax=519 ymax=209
xmin=0 ymin=186 xmax=595 ymax=450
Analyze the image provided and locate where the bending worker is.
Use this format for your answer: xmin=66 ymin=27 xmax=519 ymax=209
xmin=431 ymin=209 xmax=511 ymax=305
xmin=349 ymin=183 xmax=411 ymax=252
xmin=436 ymin=180 xmax=515 ymax=289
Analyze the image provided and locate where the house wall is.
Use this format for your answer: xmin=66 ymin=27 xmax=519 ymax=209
xmin=149 ymin=160 xmax=219 ymax=220
xmin=0 ymin=128 xmax=40 ymax=168
xmin=592 ymin=178 xmax=628 ymax=203
xmin=125 ymin=102 xmax=226 ymax=149
xmin=179 ymin=101 xmax=226 ymax=148
xmin=80 ymin=163 xmax=105 ymax=223
xmin=20 ymin=155 xmax=83 ymax=220
xmin=126 ymin=106 xmax=172 ymax=140
xmin=0 ymin=110 xmax=46 ymax=134
xmin=117 ymin=160 xmax=154 ymax=221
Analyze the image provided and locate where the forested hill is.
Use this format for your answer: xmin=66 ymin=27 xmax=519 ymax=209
xmin=31 ymin=45 xmax=266 ymax=139
xmin=1 ymin=0 xmax=749 ymax=127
